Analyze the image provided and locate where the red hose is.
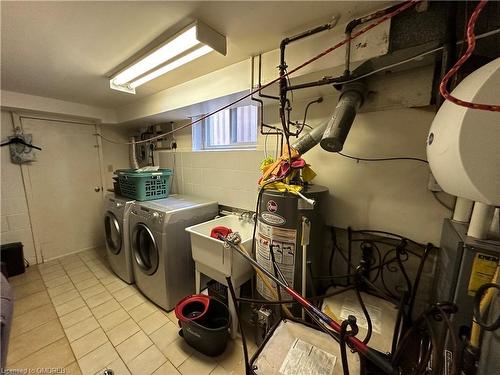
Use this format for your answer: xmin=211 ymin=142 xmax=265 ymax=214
xmin=439 ymin=0 xmax=500 ymax=112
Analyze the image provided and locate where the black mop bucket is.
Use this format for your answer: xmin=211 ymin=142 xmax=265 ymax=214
xmin=175 ymin=295 xmax=231 ymax=356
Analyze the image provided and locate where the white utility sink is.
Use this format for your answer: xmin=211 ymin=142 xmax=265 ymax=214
xmin=186 ymin=214 xmax=255 ymax=339
xmin=186 ymin=215 xmax=254 ymax=284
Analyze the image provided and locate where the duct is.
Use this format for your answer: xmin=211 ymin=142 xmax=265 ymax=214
xmin=291 ymin=82 xmax=366 ymax=155
xmin=320 ymin=82 xmax=366 ymax=153
xmin=291 ymin=118 xmax=329 ymax=155
xmin=129 ymin=137 xmax=139 ymax=169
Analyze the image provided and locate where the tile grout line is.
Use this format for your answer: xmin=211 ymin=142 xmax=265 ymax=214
xmin=38 ymin=253 xmax=112 ymax=373
xmin=8 ymin=259 xmax=80 ymax=371
xmin=69 ymin=250 xmax=170 ymax=375
xmin=15 ymin=250 xmax=236 ymax=375
xmin=65 ymin=251 xmax=127 ymax=374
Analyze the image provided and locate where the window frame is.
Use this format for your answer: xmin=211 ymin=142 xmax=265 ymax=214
xmin=193 ymin=105 xmax=259 ymax=151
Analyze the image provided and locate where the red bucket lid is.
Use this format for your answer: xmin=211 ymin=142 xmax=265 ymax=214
xmin=175 ymin=294 xmax=211 ymax=323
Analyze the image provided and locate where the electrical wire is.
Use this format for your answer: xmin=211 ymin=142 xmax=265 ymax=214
xmin=352 ymin=229 xmax=426 ymax=248
xmin=338 ymin=152 xmax=428 ymax=164
xmin=354 ymin=286 xmax=373 ymax=344
xmin=313 ymin=256 xmax=398 ymax=281
xmin=97 ymin=0 xmax=419 ymax=146
xmin=439 ymin=0 xmax=500 ymax=112
xmin=473 ymin=282 xmax=500 ymax=331
xmin=235 ymin=284 xmax=357 ymax=305
xmin=98 ymin=24 xmax=500 ymax=147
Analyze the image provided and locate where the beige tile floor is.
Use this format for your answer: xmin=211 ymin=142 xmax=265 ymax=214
xmin=5 ymin=248 xmax=256 ymax=375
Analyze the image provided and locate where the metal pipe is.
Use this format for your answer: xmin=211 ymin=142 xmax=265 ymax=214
xmin=320 ymin=82 xmax=366 ymax=152
xmin=278 ymin=20 xmax=336 ymax=136
xmin=291 ymin=117 xmax=329 ymax=155
xmin=301 ymin=217 xmax=311 ymax=319
xmin=286 ymin=75 xmax=346 ymax=92
xmin=344 ymin=31 xmax=352 ymax=77
xmin=221 ymin=237 xmax=398 ymax=375
xmin=258 ymin=54 xmax=280 ymax=101
xmin=251 ymin=55 xmax=284 ymax=153
xmin=129 ymin=137 xmax=139 ymax=169
xmin=436 ymin=2 xmax=458 ymax=108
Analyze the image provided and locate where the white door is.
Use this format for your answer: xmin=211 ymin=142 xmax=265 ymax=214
xmin=20 ymin=117 xmax=104 ymax=261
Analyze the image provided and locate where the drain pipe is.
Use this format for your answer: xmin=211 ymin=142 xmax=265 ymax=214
xmin=468 ymin=202 xmax=495 ymax=239
xmin=129 ymin=137 xmax=139 ymax=169
xmin=453 ymin=197 xmax=474 ymax=223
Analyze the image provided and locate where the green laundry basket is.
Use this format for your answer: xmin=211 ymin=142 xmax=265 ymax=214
xmin=116 ymin=169 xmax=172 ymax=201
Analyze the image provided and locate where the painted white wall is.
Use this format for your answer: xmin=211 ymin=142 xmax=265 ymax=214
xmin=100 ymin=126 xmax=133 ymax=190
xmin=115 ymin=19 xmax=390 ymax=124
xmin=0 ymin=111 xmax=131 ymax=263
xmin=158 ymin=96 xmax=450 ymax=245
xmin=0 ymin=111 xmax=37 ymax=264
xmin=1 ymin=90 xmax=116 ymax=123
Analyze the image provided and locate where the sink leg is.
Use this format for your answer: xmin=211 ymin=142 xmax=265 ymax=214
xmin=229 ymin=286 xmax=240 ymax=339
xmin=195 ymin=267 xmax=201 ymax=294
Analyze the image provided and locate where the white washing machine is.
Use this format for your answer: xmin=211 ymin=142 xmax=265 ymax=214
xmin=104 ymin=194 xmax=135 ymax=284
xmin=129 ymin=195 xmax=218 ymax=311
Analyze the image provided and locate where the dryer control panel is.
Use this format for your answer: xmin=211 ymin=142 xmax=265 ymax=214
xmin=130 ymin=205 xmax=164 ymax=224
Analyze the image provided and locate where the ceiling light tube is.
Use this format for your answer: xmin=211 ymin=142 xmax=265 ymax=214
xmin=110 ymin=20 xmax=226 ymax=94
xmin=129 ymin=45 xmax=213 ymax=88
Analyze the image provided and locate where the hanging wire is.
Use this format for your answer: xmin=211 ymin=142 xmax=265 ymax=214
xmin=97 ymin=0 xmax=419 ymax=146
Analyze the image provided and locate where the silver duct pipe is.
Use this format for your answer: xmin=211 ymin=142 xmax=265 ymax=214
xmin=320 ymin=82 xmax=366 ymax=152
xmin=291 ymin=82 xmax=366 ymax=155
xmin=292 ymin=118 xmax=329 ymax=155
xmin=129 ymin=137 xmax=139 ymax=169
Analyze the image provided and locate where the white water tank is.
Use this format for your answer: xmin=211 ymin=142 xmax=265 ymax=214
xmin=426 ymin=58 xmax=500 ymax=206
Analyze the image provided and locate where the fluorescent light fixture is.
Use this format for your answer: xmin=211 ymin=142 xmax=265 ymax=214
xmin=130 ymin=45 xmax=213 ymax=88
xmin=110 ymin=20 xmax=226 ymax=94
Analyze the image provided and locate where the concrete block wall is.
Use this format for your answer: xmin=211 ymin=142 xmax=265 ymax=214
xmin=0 ymin=111 xmax=37 ymax=264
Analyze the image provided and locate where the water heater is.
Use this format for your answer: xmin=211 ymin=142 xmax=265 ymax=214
xmin=255 ymin=185 xmax=329 ymax=300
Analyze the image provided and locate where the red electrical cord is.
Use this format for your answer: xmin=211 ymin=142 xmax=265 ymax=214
xmin=101 ymin=0 xmax=419 ymax=145
xmin=439 ymin=0 xmax=500 ymax=112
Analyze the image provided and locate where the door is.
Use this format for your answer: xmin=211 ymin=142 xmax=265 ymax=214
xmin=131 ymin=223 xmax=159 ymax=275
xmin=104 ymin=211 xmax=122 ymax=255
xmin=20 ymin=117 xmax=104 ymax=261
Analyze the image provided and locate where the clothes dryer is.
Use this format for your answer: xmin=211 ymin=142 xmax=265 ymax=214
xmin=104 ymin=194 xmax=135 ymax=283
xmin=129 ymin=195 xmax=218 ymax=310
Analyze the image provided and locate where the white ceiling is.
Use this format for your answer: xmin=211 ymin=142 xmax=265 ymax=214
xmin=1 ymin=1 xmax=392 ymax=109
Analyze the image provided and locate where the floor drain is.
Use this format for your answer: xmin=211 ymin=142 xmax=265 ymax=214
xmin=102 ymin=370 xmax=114 ymax=375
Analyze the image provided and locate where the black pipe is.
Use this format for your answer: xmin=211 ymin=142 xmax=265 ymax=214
xmin=258 ymin=54 xmax=280 ymax=101
xmin=407 ymin=243 xmax=434 ymax=323
xmin=286 ymin=74 xmax=347 ymax=91
xmin=278 ymin=21 xmax=335 ymax=138
xmin=226 ymin=277 xmax=250 ymax=374
xmin=251 ymin=56 xmax=284 ymax=154
xmin=436 ymin=1 xmax=458 ymax=108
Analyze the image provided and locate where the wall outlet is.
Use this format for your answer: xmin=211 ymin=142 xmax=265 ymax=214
xmin=427 ymin=172 xmax=442 ymax=192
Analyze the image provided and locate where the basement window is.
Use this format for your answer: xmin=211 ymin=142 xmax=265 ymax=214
xmin=192 ymin=105 xmax=258 ymax=151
